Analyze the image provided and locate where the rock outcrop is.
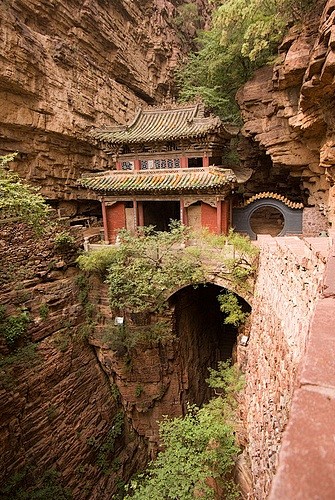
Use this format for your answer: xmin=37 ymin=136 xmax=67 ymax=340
xmin=0 ymin=223 xmax=148 ymax=499
xmin=0 ymin=0 xmax=210 ymax=203
xmin=237 ymin=0 xmax=335 ymax=225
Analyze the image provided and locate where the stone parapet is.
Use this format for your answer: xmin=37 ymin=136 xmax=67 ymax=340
xmin=244 ymin=235 xmax=329 ymax=498
xmin=269 ymin=239 xmax=335 ymax=499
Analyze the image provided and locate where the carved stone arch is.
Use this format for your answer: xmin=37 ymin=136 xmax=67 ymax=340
xmin=166 ymin=278 xmax=252 ymax=307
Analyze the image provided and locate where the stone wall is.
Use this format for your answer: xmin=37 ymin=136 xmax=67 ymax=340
xmin=303 ymin=206 xmax=330 ymax=236
xmin=270 ymin=237 xmax=335 ymax=498
xmin=243 ymin=235 xmax=329 ymax=498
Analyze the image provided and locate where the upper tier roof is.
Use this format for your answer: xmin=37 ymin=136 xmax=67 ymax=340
xmin=80 ymin=167 xmax=237 ymax=195
xmin=92 ymin=103 xmax=233 ymax=145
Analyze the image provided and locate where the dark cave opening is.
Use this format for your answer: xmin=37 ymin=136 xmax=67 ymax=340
xmin=170 ymin=283 xmax=251 ymax=409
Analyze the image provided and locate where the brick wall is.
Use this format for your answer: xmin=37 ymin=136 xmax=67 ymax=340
xmin=243 ymin=236 xmax=328 ymax=498
xmin=106 ymin=202 xmax=126 ymax=242
xmin=270 ymin=238 xmax=335 ymax=499
xmin=303 ymin=206 xmax=329 ymax=236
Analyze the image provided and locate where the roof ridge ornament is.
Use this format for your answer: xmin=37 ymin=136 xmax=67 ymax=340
xmin=243 ymin=192 xmax=304 ymax=209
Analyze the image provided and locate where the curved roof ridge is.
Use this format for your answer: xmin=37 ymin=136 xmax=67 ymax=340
xmin=244 ymin=192 xmax=304 ymax=209
xmin=91 ymin=102 xmax=233 ymax=145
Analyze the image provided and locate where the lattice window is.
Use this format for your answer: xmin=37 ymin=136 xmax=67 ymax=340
xmin=121 ymin=161 xmax=134 ymax=170
xmin=174 ymin=158 xmax=180 ymax=168
xmin=167 ymin=159 xmax=173 ymax=169
xmin=141 ymin=160 xmax=148 ymax=170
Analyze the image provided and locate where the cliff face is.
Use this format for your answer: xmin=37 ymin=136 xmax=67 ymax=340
xmin=0 ymin=223 xmax=149 ymax=499
xmin=0 ymin=0 xmax=210 ymax=202
xmin=237 ymin=0 xmax=335 ymax=225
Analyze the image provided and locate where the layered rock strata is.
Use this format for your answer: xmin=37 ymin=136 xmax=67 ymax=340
xmin=0 ymin=0 xmax=208 ymax=202
xmin=237 ymin=0 xmax=335 ymax=224
xmin=0 ymin=223 xmax=147 ymax=499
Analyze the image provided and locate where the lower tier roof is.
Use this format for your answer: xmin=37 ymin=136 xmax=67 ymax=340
xmin=79 ymin=167 xmax=237 ymax=195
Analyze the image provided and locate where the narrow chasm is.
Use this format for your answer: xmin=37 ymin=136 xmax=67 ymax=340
xmin=170 ymin=283 xmax=251 ymax=408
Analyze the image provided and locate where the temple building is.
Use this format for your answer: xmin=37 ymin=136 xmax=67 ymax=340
xmin=80 ymin=103 xmax=238 ymax=243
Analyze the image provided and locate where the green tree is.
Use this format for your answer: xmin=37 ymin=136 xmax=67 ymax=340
xmin=125 ymin=362 xmax=243 ymax=499
xmin=0 ymin=153 xmax=50 ymax=231
xmin=177 ymin=0 xmax=314 ymax=120
xmin=78 ymin=222 xmax=206 ymax=315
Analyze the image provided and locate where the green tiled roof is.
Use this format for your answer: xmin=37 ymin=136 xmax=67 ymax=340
xmin=80 ymin=167 xmax=236 ymax=195
xmin=92 ymin=104 xmax=230 ymax=145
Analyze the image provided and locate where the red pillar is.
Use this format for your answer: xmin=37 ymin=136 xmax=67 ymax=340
xmin=106 ymin=202 xmax=126 ymax=243
xmin=180 ymin=157 xmax=188 ymax=168
xmin=134 ymin=159 xmax=141 ymax=171
xmin=221 ymin=200 xmax=230 ymax=235
xmin=201 ymin=203 xmax=217 ymax=233
xmin=217 ymin=200 xmax=222 ymax=235
xmin=101 ymin=200 xmax=109 ymax=243
xmin=137 ymin=201 xmax=144 ymax=227
xmin=203 ymin=155 xmax=209 ymax=168
xmin=116 ymin=161 xmax=122 ymax=170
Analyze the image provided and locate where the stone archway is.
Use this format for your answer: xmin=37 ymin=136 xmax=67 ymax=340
xmin=169 ymin=283 xmax=251 ymax=408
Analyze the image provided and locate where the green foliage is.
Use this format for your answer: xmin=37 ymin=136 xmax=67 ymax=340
xmin=135 ymin=384 xmax=144 ymax=398
xmin=105 ymin=223 xmax=205 ymax=314
xmin=74 ymin=273 xmax=96 ymax=336
xmin=176 ymin=0 xmax=314 ymax=120
xmin=125 ymin=402 xmax=239 ymax=499
xmin=206 ymin=360 xmax=245 ymax=412
xmin=0 ymin=343 xmax=40 ymax=369
xmin=0 ymin=467 xmax=72 ymax=500
xmin=39 ymin=303 xmax=49 ymax=320
xmin=54 ymin=231 xmax=76 ymax=249
xmin=218 ymin=291 xmax=248 ymax=325
xmin=0 ymin=154 xmax=51 ymax=232
xmin=173 ymin=2 xmax=201 ymax=33
xmin=79 ymin=225 xmax=257 ymax=348
xmin=74 ymin=273 xmax=90 ymax=303
xmin=0 ymin=304 xmax=5 ymax=322
xmin=0 ymin=309 xmax=30 ymax=347
xmin=125 ymin=361 xmax=244 ymax=499
xmin=76 ymin=247 xmax=119 ymax=278
xmin=96 ymin=412 xmax=124 ymax=474
xmin=102 ymin=320 xmax=174 ymax=356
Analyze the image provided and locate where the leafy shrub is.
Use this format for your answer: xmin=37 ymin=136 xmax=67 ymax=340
xmin=218 ymin=291 xmax=249 ymax=325
xmin=0 ymin=310 xmax=30 ymax=346
xmin=0 ymin=467 xmax=72 ymax=499
xmin=125 ymin=402 xmax=239 ymax=499
xmin=102 ymin=320 xmax=174 ymax=356
xmin=0 ymin=154 xmax=51 ymax=232
xmin=125 ymin=361 xmax=244 ymax=499
xmin=54 ymin=231 xmax=76 ymax=249
xmin=76 ymin=247 xmax=119 ymax=278
xmin=39 ymin=303 xmax=49 ymax=320
xmin=176 ymin=0 xmax=315 ymax=120
xmin=0 ymin=343 xmax=40 ymax=369
xmin=96 ymin=412 xmax=124 ymax=474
